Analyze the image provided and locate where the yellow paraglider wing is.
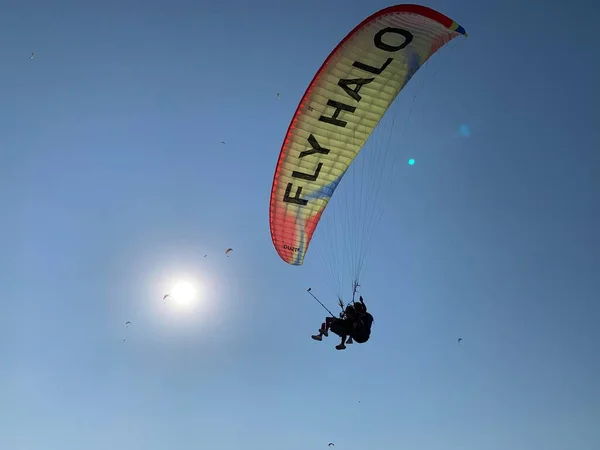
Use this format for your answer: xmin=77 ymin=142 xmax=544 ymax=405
xmin=269 ymin=4 xmax=466 ymax=265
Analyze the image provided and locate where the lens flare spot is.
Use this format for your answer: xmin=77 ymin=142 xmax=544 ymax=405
xmin=459 ymin=124 xmax=471 ymax=138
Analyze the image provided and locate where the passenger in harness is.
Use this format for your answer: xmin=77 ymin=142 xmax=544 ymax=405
xmin=311 ymin=296 xmax=373 ymax=350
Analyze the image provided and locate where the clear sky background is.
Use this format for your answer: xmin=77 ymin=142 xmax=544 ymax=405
xmin=1 ymin=0 xmax=599 ymax=449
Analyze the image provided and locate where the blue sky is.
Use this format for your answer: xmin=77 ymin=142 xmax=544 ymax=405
xmin=1 ymin=0 xmax=599 ymax=449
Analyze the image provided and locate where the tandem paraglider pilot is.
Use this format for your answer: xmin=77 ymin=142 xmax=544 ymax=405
xmin=312 ymin=296 xmax=373 ymax=350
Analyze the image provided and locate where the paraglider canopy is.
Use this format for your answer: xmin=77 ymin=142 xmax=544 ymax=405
xmin=269 ymin=4 xmax=466 ymax=267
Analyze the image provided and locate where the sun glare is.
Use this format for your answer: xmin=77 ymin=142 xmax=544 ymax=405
xmin=171 ymin=281 xmax=198 ymax=306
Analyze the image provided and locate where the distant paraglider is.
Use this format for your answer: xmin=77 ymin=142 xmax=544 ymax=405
xmin=458 ymin=337 xmax=463 ymax=344
xmin=276 ymin=92 xmax=280 ymax=100
xmin=30 ymin=52 xmax=35 ymax=59
xmin=328 ymin=443 xmax=335 ymax=447
xmin=163 ymin=294 xmax=170 ymax=302
xmin=123 ymin=321 xmax=132 ymax=343
xmin=225 ymin=248 xmax=233 ymax=256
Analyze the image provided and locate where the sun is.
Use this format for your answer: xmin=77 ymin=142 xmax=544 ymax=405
xmin=170 ymin=281 xmax=198 ymax=306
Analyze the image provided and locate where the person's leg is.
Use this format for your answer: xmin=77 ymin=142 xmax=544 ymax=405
xmin=329 ymin=318 xmax=347 ymax=337
xmin=311 ymin=318 xmax=331 ymax=341
xmin=324 ymin=317 xmax=336 ymax=335
xmin=336 ymin=335 xmax=347 ymax=350
xmin=331 ymin=319 xmax=353 ymax=350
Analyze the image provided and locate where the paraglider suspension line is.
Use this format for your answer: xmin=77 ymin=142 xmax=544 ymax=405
xmin=351 ymin=280 xmax=360 ymax=304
